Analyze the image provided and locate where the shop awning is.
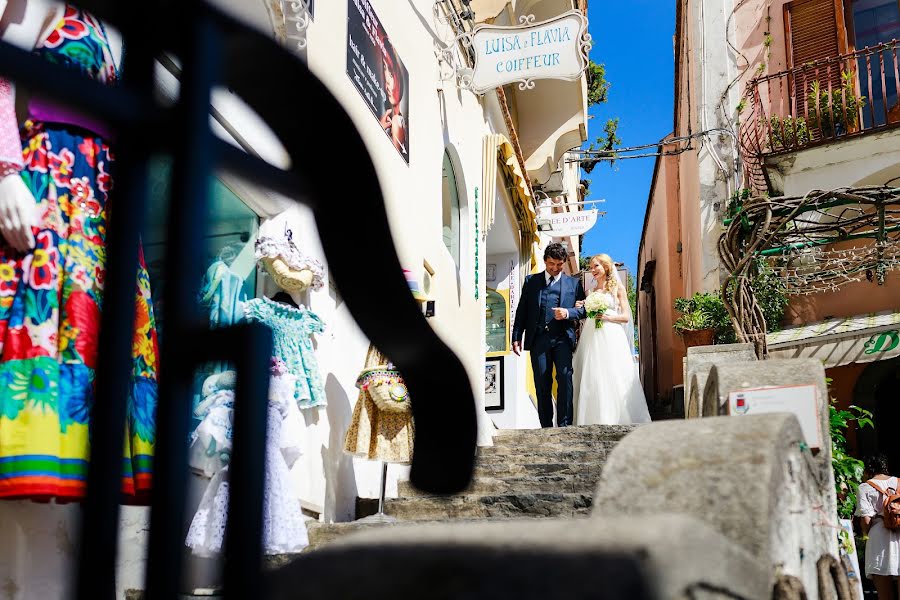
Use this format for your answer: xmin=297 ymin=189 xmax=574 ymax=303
xmin=766 ymin=310 xmax=900 ymax=368
xmin=482 ymin=133 xmax=539 ymax=265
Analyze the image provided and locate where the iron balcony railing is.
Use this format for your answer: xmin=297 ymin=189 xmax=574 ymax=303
xmin=743 ymin=39 xmax=900 ymax=161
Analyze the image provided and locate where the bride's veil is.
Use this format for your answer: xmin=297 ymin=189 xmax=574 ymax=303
xmin=611 ymin=262 xmax=636 ymax=358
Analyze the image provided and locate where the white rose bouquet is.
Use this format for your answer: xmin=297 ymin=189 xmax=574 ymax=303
xmin=583 ymin=291 xmax=609 ymax=329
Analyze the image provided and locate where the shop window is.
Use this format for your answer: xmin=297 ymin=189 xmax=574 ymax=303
xmin=485 ymin=288 xmax=508 ymax=354
xmin=143 ymin=158 xmax=260 ymax=333
xmin=441 ymin=149 xmax=461 ymax=269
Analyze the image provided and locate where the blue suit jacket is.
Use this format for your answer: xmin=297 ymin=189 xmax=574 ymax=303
xmin=511 ymin=273 xmax=586 ymax=351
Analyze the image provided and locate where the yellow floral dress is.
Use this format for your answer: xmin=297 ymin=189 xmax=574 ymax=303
xmin=343 ymin=346 xmax=414 ymax=464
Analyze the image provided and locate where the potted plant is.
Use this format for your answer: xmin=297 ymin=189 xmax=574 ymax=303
xmin=673 ymin=293 xmax=720 ymax=348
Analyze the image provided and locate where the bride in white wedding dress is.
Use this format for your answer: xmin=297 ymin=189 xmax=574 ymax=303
xmin=573 ymin=254 xmax=651 ymax=426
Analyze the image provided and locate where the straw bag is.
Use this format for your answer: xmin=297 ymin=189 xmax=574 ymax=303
xmin=356 ymin=366 xmax=411 ymax=413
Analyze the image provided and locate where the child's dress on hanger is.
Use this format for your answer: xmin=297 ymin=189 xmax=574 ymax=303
xmin=243 ymin=296 xmax=326 ymax=409
xmin=185 ymin=361 xmax=308 ymax=556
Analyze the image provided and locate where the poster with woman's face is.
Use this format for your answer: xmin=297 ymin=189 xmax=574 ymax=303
xmin=347 ymin=0 xmax=410 ymax=163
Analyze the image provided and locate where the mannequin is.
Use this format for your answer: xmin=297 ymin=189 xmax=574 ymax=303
xmin=0 ymin=1 xmax=159 ymax=501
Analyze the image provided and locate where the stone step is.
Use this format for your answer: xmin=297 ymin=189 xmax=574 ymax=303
xmin=474 ymin=448 xmax=612 ymax=468
xmin=305 ymin=520 xmax=398 ymax=553
xmin=492 ymin=425 xmax=637 ymax=445
xmin=398 ymin=472 xmax=600 ymax=497
xmin=306 ymin=518 xmax=530 ymax=553
xmin=472 ymin=460 xmax=603 ymax=479
xmin=384 ymin=492 xmax=593 ymax=521
xmin=477 ymin=439 xmax=621 ymax=455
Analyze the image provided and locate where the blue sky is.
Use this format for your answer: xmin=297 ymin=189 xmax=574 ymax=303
xmin=580 ymin=0 xmax=676 ymax=275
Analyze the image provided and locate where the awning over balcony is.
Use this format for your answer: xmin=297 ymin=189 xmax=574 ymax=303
xmin=767 ymin=310 xmax=900 ymax=368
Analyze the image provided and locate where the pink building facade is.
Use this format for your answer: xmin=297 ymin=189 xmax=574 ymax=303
xmin=639 ymin=0 xmax=900 ymax=465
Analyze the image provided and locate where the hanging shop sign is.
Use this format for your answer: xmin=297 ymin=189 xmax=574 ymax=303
xmin=454 ymin=10 xmax=591 ymax=94
xmin=537 ymin=208 xmax=598 ymax=238
xmin=347 ymin=0 xmax=410 ymax=163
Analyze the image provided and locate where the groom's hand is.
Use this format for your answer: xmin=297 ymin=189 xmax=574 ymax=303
xmin=512 ymin=341 xmax=522 ymax=356
xmin=552 ymin=307 xmax=568 ymax=320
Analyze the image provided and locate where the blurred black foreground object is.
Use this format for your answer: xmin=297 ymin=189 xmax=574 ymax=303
xmin=0 ymin=1 xmax=475 ymax=598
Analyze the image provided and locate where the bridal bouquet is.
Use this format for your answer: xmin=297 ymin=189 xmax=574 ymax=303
xmin=583 ymin=291 xmax=609 ymax=329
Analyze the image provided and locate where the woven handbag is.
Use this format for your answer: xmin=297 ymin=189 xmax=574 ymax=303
xmin=356 ymin=365 xmax=411 ymax=413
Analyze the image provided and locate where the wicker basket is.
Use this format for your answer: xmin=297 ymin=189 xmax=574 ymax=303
xmin=356 ymin=366 xmax=411 ymax=413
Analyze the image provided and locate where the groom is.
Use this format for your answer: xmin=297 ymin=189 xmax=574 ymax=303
xmin=512 ymin=243 xmax=586 ymax=427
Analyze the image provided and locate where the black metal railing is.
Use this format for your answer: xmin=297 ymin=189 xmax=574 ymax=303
xmin=0 ymin=1 xmax=477 ymax=598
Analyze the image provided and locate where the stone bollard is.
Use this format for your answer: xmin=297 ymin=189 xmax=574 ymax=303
xmin=592 ymin=413 xmax=839 ymax=599
xmin=264 ymin=515 xmax=768 ymax=600
xmin=683 ymin=343 xmax=757 ymax=418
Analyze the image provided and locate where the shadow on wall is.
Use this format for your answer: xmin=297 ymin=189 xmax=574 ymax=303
xmin=323 ymin=373 xmax=356 ymax=522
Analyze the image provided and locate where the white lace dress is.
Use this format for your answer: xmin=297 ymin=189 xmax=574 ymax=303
xmin=573 ymin=290 xmax=652 ymax=425
xmin=185 ymin=372 xmax=309 ymax=556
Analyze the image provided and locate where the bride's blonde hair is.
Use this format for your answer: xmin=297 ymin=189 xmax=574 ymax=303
xmin=589 ymin=254 xmax=618 ymax=294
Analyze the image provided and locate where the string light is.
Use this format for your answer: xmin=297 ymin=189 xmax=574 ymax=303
xmin=720 ymin=185 xmax=900 ymax=354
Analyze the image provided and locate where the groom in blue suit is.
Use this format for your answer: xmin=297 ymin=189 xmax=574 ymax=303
xmin=511 ymin=243 xmax=586 ymax=427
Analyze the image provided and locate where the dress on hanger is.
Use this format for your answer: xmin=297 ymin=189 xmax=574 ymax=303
xmin=185 ymin=362 xmax=308 ymax=556
xmin=192 ymin=258 xmax=247 ymax=427
xmin=344 ymin=345 xmax=414 ymax=464
xmin=199 ymin=259 xmax=247 ymax=329
xmin=243 ymin=296 xmax=326 ymax=409
xmin=0 ymin=5 xmax=160 ymax=501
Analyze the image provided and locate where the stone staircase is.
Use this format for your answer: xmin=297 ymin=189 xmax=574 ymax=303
xmin=305 ymin=424 xmax=637 ymax=551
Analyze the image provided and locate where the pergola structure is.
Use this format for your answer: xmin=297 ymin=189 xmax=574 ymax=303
xmin=719 ymin=186 xmax=900 ymax=357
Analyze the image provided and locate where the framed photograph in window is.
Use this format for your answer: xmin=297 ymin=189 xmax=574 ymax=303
xmin=484 ymin=356 xmax=504 ymax=411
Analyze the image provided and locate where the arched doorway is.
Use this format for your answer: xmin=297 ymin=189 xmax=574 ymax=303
xmin=853 ymin=357 xmax=900 ymax=472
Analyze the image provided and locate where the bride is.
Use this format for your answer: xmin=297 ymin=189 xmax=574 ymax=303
xmin=573 ymin=254 xmax=651 ymax=425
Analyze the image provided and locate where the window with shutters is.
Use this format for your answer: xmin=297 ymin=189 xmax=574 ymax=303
xmin=784 ymin=0 xmax=850 ymax=117
xmin=785 ymin=0 xmax=849 ymax=68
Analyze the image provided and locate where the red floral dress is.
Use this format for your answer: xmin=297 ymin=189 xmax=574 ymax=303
xmin=0 ymin=6 xmax=159 ymax=501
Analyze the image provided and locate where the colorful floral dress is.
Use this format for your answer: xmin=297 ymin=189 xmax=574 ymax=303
xmin=0 ymin=6 xmax=160 ymax=501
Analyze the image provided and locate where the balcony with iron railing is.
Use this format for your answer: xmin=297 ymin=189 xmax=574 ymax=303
xmin=741 ymin=39 xmax=900 ymax=188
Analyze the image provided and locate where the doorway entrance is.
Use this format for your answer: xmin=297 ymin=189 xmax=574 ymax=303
xmin=854 ymin=357 xmax=900 ymax=472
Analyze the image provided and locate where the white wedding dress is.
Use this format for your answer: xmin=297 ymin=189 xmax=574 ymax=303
xmin=573 ymin=289 xmax=651 ymax=425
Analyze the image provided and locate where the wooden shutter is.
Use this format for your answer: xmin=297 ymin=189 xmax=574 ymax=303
xmin=784 ymin=0 xmax=849 ymax=119
xmin=785 ymin=0 xmax=846 ymax=69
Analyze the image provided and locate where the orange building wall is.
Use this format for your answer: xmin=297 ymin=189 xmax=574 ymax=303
xmin=785 ymin=272 xmax=900 ymax=327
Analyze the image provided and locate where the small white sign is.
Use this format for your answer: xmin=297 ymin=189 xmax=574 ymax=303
xmin=468 ymin=11 xmax=590 ymax=93
xmin=544 ymin=209 xmax=598 ymax=238
xmin=728 ymin=384 xmax=822 ymax=448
